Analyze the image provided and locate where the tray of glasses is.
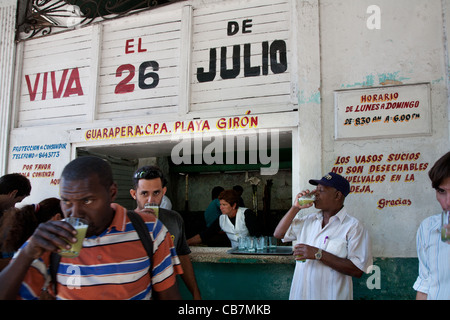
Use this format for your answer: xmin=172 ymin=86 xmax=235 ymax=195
xmin=227 ymin=246 xmax=293 ymax=255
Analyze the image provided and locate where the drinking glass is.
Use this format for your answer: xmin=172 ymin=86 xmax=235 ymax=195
xmin=59 ymin=217 xmax=88 ymax=258
xmin=441 ymin=210 xmax=450 ymax=242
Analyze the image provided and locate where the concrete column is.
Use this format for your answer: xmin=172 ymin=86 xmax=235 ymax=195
xmin=0 ymin=0 xmax=17 ymax=174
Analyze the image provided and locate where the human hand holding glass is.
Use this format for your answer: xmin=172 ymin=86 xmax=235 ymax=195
xmin=294 ymin=190 xmax=316 ymax=209
xmin=441 ymin=210 xmax=450 ymax=243
xmin=58 ymin=217 xmax=88 ymax=258
xmin=144 ymin=202 xmax=159 ymax=218
xmin=22 ymin=219 xmax=79 ymax=260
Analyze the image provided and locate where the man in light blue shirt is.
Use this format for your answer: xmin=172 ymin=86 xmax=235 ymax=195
xmin=204 ymin=186 xmax=224 ymax=227
xmin=414 ymin=152 xmax=450 ymax=300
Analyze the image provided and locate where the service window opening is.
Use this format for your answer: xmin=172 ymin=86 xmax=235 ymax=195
xmin=75 ymin=130 xmax=292 ymax=241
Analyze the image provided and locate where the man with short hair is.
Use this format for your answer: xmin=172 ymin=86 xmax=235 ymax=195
xmin=0 ymin=173 xmax=31 ymax=269
xmin=0 ymin=156 xmax=182 ymax=300
xmin=0 ymin=173 xmax=31 ymax=216
xmin=130 ymin=165 xmax=201 ymax=300
xmin=414 ymin=151 xmax=450 ymax=300
xmin=274 ymin=172 xmax=372 ymax=300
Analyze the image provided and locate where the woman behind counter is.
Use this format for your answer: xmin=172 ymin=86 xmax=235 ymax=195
xmin=218 ymin=189 xmax=261 ymax=248
xmin=187 ymin=189 xmax=261 ymax=247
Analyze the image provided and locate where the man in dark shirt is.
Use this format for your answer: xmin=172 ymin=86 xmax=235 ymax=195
xmin=130 ymin=165 xmax=201 ymax=300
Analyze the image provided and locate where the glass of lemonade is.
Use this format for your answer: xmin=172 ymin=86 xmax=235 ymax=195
xmin=298 ymin=193 xmax=316 ymax=206
xmin=441 ymin=210 xmax=450 ymax=242
xmin=59 ymin=217 xmax=88 ymax=258
xmin=144 ymin=202 xmax=159 ymax=218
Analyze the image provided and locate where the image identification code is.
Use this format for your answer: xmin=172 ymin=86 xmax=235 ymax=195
xmin=178 ymin=304 xmax=271 ymax=317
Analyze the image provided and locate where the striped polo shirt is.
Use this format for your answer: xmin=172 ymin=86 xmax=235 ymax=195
xmin=16 ymin=203 xmax=183 ymax=300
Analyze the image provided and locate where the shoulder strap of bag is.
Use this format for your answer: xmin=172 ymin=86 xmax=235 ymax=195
xmin=49 ymin=252 xmax=61 ymax=296
xmin=127 ymin=210 xmax=154 ymax=273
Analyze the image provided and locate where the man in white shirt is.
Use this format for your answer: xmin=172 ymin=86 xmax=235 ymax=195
xmin=414 ymin=152 xmax=450 ymax=300
xmin=274 ymin=172 xmax=372 ymax=300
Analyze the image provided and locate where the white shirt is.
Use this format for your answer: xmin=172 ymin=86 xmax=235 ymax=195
xmin=283 ymin=207 xmax=372 ymax=300
xmin=413 ymin=214 xmax=450 ymax=299
xmin=220 ymin=207 xmax=249 ymax=248
xmin=160 ymin=195 xmax=172 ymax=210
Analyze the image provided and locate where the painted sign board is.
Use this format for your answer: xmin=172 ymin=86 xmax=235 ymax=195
xmin=15 ymin=0 xmax=294 ymax=128
xmin=97 ymin=9 xmax=182 ymax=119
xmin=334 ymin=83 xmax=431 ymax=140
xmin=7 ymin=130 xmax=71 ymax=204
xmin=190 ymin=0 xmax=292 ymax=113
xmin=16 ymin=27 xmax=92 ymax=128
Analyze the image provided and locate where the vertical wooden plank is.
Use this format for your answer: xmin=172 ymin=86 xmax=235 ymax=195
xmin=179 ymin=4 xmax=193 ymax=117
xmin=17 ymin=27 xmax=93 ymax=127
xmin=190 ymin=0 xmax=292 ymax=114
xmin=97 ymin=8 xmax=182 ymax=119
xmin=88 ymin=24 xmax=103 ymax=122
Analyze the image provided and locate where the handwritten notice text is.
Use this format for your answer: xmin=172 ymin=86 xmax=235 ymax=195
xmin=335 ymin=83 xmax=431 ymax=140
xmin=332 ymin=152 xmax=429 ymax=209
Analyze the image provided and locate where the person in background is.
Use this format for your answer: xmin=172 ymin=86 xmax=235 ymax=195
xmin=0 ymin=156 xmax=182 ymax=300
xmin=274 ymin=172 xmax=372 ymax=300
xmin=0 ymin=197 xmax=62 ymax=296
xmin=0 ymin=173 xmax=31 ymax=219
xmin=218 ymin=189 xmax=261 ymax=248
xmin=187 ymin=186 xmax=230 ymax=247
xmin=130 ymin=165 xmax=201 ymax=300
xmin=414 ymin=151 xmax=450 ymax=300
xmin=233 ymin=185 xmax=245 ymax=207
xmin=0 ymin=173 xmax=32 ymax=269
xmin=0 ymin=198 xmax=62 ymax=255
xmin=204 ymin=186 xmax=224 ymax=228
xmin=160 ymin=194 xmax=172 ymax=210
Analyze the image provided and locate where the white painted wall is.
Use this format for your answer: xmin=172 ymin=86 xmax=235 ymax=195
xmin=1 ymin=0 xmax=449 ymax=258
xmin=320 ymin=0 xmax=450 ymax=256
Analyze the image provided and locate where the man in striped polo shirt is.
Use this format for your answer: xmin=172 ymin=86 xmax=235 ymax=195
xmin=0 ymin=156 xmax=183 ymax=300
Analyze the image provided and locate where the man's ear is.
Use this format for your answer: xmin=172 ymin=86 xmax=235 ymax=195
xmin=8 ymin=190 xmax=18 ymax=199
xmin=51 ymin=213 xmax=62 ymax=221
xmin=335 ymin=191 xmax=344 ymax=201
xmin=130 ymin=188 xmax=137 ymax=200
xmin=110 ymin=183 xmax=118 ymax=201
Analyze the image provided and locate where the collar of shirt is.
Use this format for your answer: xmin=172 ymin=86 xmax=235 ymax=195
xmin=314 ymin=206 xmax=348 ymax=225
xmin=108 ymin=203 xmax=128 ymax=232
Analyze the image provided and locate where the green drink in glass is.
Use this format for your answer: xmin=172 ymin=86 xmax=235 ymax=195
xmin=59 ymin=217 xmax=88 ymax=258
xmin=298 ymin=193 xmax=316 ymax=206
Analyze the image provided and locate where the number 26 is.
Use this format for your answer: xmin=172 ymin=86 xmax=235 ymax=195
xmin=114 ymin=61 xmax=159 ymax=94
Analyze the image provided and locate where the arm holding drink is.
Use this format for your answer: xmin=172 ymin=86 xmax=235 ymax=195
xmin=273 ymin=189 xmax=315 ymax=239
xmin=0 ymin=219 xmax=78 ymax=299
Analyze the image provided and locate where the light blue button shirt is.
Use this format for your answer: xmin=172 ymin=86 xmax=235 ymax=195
xmin=413 ymin=214 xmax=450 ymax=299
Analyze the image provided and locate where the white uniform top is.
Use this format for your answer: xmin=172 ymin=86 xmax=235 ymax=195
xmin=283 ymin=207 xmax=372 ymax=300
xmin=220 ymin=207 xmax=250 ymax=248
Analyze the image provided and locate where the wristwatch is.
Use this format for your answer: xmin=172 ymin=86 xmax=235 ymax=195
xmin=315 ymin=248 xmax=322 ymax=260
